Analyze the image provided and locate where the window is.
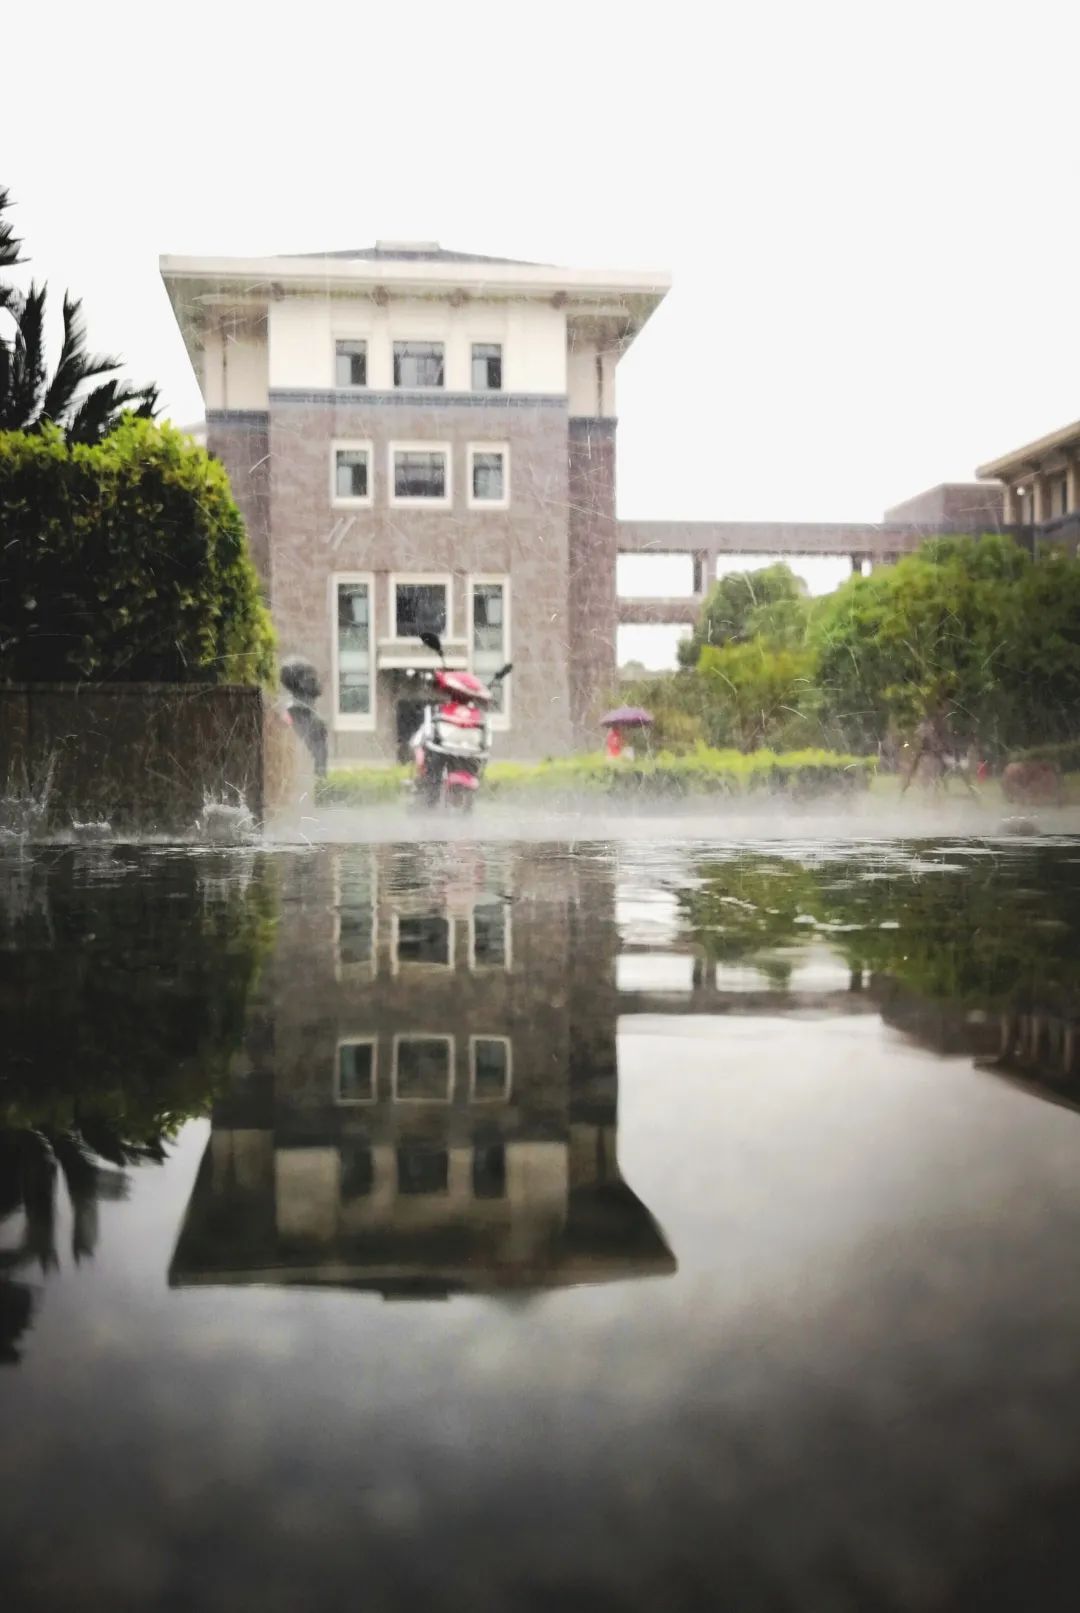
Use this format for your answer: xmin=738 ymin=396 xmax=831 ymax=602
xmin=392 ymin=447 xmax=449 ymax=503
xmin=1057 ymin=476 xmax=1070 ymax=517
xmin=471 ymin=1036 xmax=512 ymax=1101
xmin=470 ymin=579 xmax=509 ymax=718
xmin=472 ymin=343 xmax=502 ymax=391
xmin=470 ymin=901 xmax=510 ymax=968
xmin=472 ymin=1143 xmax=507 ymax=1199
xmin=397 ymin=1147 xmax=449 ymax=1195
xmin=335 ymin=849 xmax=376 ymax=975
xmin=394 ymin=1036 xmax=453 ymax=1103
xmin=340 ymin=1144 xmax=374 ymax=1200
xmin=335 ymin=339 xmax=367 ymax=388
xmin=333 ymin=578 xmax=373 ymax=725
xmin=395 ymin=912 xmax=452 ymax=967
xmin=394 ymin=579 xmax=448 ymax=639
xmin=336 ymin=1040 xmax=376 ymax=1103
xmin=393 ymin=341 xmax=444 ymax=388
xmin=468 ymin=445 xmax=508 ymax=508
xmin=332 ymin=441 xmax=371 ymax=505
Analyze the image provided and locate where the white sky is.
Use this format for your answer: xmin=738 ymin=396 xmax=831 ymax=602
xmin=4 ymin=0 xmax=1079 ymax=672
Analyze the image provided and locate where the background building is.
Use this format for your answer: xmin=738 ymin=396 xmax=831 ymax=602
xmin=160 ymin=244 xmax=668 ymax=762
xmin=977 ymin=420 xmax=1080 ymax=551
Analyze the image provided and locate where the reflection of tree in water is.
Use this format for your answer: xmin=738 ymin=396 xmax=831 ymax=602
xmin=680 ymin=850 xmax=1080 ymax=1012
xmin=0 ymin=848 xmax=277 ymax=1365
xmin=680 ymin=857 xmax=838 ymax=988
xmin=0 ymin=1123 xmax=158 ymax=1365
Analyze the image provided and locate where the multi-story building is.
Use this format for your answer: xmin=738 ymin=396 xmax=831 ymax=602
xmin=160 ymin=243 xmax=669 ymax=762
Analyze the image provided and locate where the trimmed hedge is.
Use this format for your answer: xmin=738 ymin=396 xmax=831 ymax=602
xmin=0 ymin=419 xmax=275 ymax=684
xmin=318 ymin=748 xmax=876 ymax=807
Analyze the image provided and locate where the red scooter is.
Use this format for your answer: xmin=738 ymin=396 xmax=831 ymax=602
xmin=410 ymin=632 xmax=512 ymax=810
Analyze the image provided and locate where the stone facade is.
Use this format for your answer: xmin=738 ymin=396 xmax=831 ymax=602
xmin=256 ymin=394 xmax=574 ymax=763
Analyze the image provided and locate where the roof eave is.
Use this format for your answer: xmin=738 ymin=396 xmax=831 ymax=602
xmin=159 ymin=253 xmax=671 ymax=302
xmin=976 ymin=419 xmax=1080 ymax=480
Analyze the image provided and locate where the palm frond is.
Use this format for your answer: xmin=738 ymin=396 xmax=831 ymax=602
xmin=0 ymin=185 xmax=24 ymax=270
xmin=66 ymin=378 xmax=158 ymax=446
xmin=0 ymin=282 xmax=48 ymax=429
xmin=38 ymin=292 xmax=122 ymax=427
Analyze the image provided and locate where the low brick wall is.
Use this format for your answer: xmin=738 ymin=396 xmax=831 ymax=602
xmin=0 ymin=683 xmax=311 ymax=834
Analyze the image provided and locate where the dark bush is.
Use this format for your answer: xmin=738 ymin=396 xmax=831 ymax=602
xmin=0 ymin=419 xmax=275 ymax=685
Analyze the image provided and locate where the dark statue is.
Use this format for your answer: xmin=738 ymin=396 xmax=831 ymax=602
xmin=280 ymin=656 xmax=328 ymax=778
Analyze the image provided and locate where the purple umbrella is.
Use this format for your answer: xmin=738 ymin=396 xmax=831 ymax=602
xmin=599 ymin=706 xmax=654 ymax=729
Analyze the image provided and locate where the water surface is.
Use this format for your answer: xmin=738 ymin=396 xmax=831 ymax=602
xmin=4 ymin=837 xmax=1080 ymax=1611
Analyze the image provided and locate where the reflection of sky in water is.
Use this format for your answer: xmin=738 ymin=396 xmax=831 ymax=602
xmin=617 ymin=952 xmax=695 ymax=992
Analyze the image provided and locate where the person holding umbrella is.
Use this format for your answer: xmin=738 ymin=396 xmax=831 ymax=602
xmin=600 ymin=705 xmax=654 ymax=761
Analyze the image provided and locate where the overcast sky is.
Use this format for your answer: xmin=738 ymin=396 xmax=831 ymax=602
xmin=4 ymin=0 xmax=1079 ymax=659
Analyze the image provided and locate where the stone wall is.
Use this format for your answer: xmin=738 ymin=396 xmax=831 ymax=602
xmin=0 ymin=683 xmax=308 ymax=834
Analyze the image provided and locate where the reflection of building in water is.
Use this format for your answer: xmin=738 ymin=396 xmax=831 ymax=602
xmin=872 ymin=976 xmax=1080 ymax=1105
xmin=171 ymin=847 xmax=674 ymax=1297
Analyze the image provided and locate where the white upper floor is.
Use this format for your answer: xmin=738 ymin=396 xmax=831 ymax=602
xmin=160 ymin=242 xmax=669 ymax=417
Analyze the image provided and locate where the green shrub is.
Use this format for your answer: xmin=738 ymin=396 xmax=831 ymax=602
xmin=317 ymin=748 xmax=875 ymax=806
xmin=0 ymin=419 xmax=275 ymax=685
xmin=318 ymin=765 xmax=411 ymax=805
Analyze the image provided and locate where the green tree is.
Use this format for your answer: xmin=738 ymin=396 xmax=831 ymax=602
xmin=0 ymin=186 xmax=157 ymax=442
xmin=616 ymin=669 xmax=708 ymax=752
xmin=678 ymin=563 xmax=808 ymax=668
xmin=697 ymin=640 xmax=816 ymax=751
xmin=810 ymin=534 xmax=1080 ymax=752
xmin=0 ymin=419 xmax=276 ymax=684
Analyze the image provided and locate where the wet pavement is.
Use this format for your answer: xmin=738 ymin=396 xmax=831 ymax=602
xmin=5 ymin=834 xmax=1080 ymax=1611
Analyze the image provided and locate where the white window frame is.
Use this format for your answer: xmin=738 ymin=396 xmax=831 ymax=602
xmin=392 ymin=338 xmax=447 ymax=390
xmin=390 ymin=573 xmax=453 ymax=643
xmin=391 ymin=910 xmax=456 ymax=973
xmin=335 ymin=1038 xmax=378 ymax=1105
xmin=467 ymin=575 xmax=511 ymax=730
xmin=471 ymin=340 xmax=504 ymax=393
xmin=392 ymin=1033 xmax=455 ymax=1104
xmin=468 ymin=899 xmax=513 ymax=970
xmin=469 ymin=1035 xmax=513 ymax=1103
xmin=389 ymin=441 xmax=452 ymax=509
xmin=330 ymin=572 xmax=376 ymax=732
xmin=333 ymin=337 xmax=369 ymax=390
xmin=330 ymin=439 xmax=373 ymax=508
xmin=467 ymin=442 xmax=510 ymax=510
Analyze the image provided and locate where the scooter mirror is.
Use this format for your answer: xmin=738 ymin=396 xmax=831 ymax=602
xmin=419 ymin=631 xmax=443 ymax=656
xmin=494 ymin=662 xmax=513 ymax=681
